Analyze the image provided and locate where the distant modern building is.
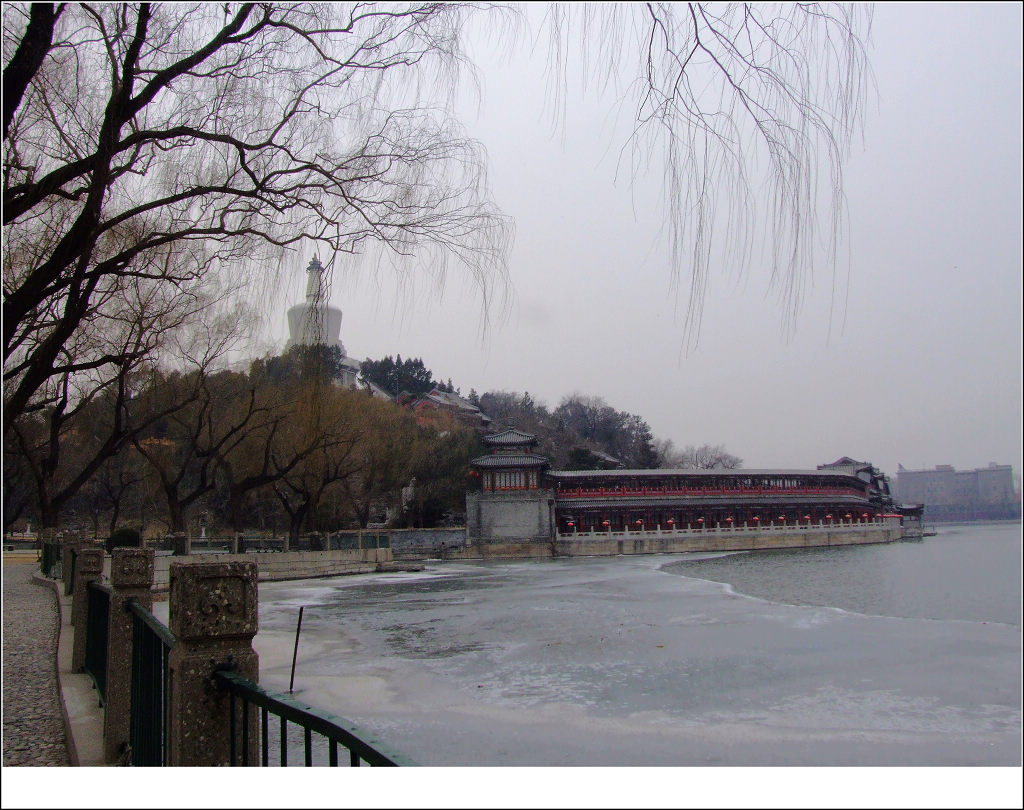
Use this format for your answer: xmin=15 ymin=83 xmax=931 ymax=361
xmin=286 ymin=256 xmax=361 ymax=387
xmin=895 ymin=462 xmax=1019 ymax=521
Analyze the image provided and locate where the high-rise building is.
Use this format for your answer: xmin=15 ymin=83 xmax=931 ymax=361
xmin=895 ymin=463 xmax=1018 ymax=520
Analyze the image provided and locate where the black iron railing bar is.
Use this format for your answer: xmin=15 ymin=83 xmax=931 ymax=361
xmin=213 ymin=670 xmax=414 ymax=766
xmin=229 ymin=693 xmax=237 ymax=766
xmin=84 ymin=581 xmax=111 ymax=705
xmin=242 ymin=699 xmax=250 ymax=766
xmin=127 ymin=598 xmax=173 ymax=766
xmin=261 ymin=707 xmax=269 ymax=767
xmin=126 ymin=600 xmax=176 ymax=646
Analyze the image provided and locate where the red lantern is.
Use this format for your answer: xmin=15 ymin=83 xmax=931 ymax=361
xmin=567 ymin=521 xmax=574 ymax=528
xmin=697 ymin=517 xmax=704 ymax=523
xmin=667 ymin=519 xmax=674 ymax=525
xmin=752 ymin=516 xmax=759 ymax=522
xmin=602 ymin=520 xmax=609 ymax=526
xmin=726 ymin=517 xmax=733 ymax=522
xmin=635 ymin=519 xmax=643 ymax=526
xmin=778 ymin=515 xmax=785 ymax=521
xmin=803 ymin=515 xmax=811 ymax=521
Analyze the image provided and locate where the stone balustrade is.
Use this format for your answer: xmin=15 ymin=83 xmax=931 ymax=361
xmin=66 ymin=548 xmax=260 ymax=765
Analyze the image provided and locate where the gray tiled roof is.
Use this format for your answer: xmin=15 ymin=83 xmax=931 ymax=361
xmin=483 ymin=428 xmax=538 ymax=446
xmin=471 ymin=453 xmax=549 ymax=468
xmin=551 ymin=468 xmax=856 ymax=479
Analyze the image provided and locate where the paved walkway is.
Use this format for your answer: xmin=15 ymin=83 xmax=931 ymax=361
xmin=2 ymin=559 xmax=70 ymax=766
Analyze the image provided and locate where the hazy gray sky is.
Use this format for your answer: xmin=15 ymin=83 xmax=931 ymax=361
xmin=264 ymin=3 xmax=1022 ymax=481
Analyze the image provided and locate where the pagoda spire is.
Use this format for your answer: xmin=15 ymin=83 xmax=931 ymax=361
xmin=305 ymin=255 xmax=325 ymax=303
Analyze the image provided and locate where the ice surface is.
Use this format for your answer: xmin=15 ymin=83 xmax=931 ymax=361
xmin=250 ymin=554 xmax=1021 ymax=766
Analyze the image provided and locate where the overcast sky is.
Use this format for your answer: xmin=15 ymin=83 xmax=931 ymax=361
xmin=262 ymin=3 xmax=1022 ymax=482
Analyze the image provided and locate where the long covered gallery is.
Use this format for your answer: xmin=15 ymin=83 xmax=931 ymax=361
xmin=550 ymin=468 xmax=888 ymax=533
xmin=468 ymin=429 xmax=899 ymax=540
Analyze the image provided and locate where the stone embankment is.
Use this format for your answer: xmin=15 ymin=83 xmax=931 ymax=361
xmin=2 ymin=558 xmax=70 ymax=766
xmin=393 ymin=525 xmax=905 ymax=560
xmin=112 ymin=547 xmax=395 ymax=590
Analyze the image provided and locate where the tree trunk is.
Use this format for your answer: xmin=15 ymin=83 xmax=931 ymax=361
xmin=107 ymin=501 xmax=122 ymax=537
xmin=164 ymin=487 xmax=186 ymax=534
xmin=288 ymin=506 xmax=307 ymax=548
xmin=228 ymin=484 xmax=245 ymax=535
xmin=38 ymin=498 xmax=59 ymax=531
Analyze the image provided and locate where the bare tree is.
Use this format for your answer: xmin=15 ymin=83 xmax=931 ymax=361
xmin=3 ymin=2 xmax=511 ymax=428
xmin=4 ymin=1 xmax=872 ymax=425
xmin=265 ymin=396 xmax=363 ymax=544
xmin=5 ymin=261 xmax=243 ymax=532
xmin=668 ymin=442 xmax=743 ymax=470
xmin=544 ymin=3 xmax=872 ymax=346
xmin=71 ymin=447 xmax=143 ymax=539
xmin=213 ymin=377 xmax=361 ymax=536
xmin=338 ymin=395 xmax=418 ymax=528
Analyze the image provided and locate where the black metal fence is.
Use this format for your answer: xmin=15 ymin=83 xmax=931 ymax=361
xmin=128 ymin=600 xmax=174 ymax=766
xmin=65 ymin=548 xmax=78 ymax=595
xmin=214 ymin=670 xmax=414 ymax=767
xmin=84 ymin=582 xmax=111 ymax=705
xmin=40 ymin=541 xmax=60 ymax=577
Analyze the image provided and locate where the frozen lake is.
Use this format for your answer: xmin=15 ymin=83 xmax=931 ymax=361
xmin=248 ymin=526 xmax=1021 ymax=767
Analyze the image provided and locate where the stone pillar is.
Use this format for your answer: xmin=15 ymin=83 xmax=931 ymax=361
xmin=38 ymin=527 xmax=58 ymax=578
xmin=60 ymin=531 xmax=82 ymax=595
xmin=167 ymin=561 xmax=259 ymax=766
xmin=231 ymin=533 xmax=241 ymax=554
xmin=71 ymin=547 xmax=105 ymax=672
xmin=168 ymin=532 xmax=190 ymax=556
xmin=103 ymin=548 xmax=155 ymax=764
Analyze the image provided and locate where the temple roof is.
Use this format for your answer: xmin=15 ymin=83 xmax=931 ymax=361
xmin=818 ymin=457 xmax=873 ymax=471
xmin=483 ymin=428 xmax=538 ymax=448
xmin=470 ymin=453 xmax=549 ymax=469
xmin=552 ymin=468 xmax=858 ymax=479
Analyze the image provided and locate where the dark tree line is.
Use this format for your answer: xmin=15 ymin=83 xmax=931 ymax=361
xmin=360 ymin=354 xmax=457 ymax=397
xmin=5 ymin=346 xmax=479 ymax=539
xmin=477 ymin=390 xmax=742 ymax=472
xmin=479 ymin=391 xmax=651 ymax=470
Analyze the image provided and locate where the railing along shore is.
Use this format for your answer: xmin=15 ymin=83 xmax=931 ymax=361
xmin=556 ymin=517 xmax=901 ymax=540
xmin=64 ymin=543 xmax=410 ymax=767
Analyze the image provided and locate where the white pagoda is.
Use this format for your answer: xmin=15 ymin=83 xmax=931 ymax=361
xmin=285 ymin=256 xmax=360 ymax=387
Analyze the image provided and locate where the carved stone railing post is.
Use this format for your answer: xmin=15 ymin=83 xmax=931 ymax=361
xmin=168 ymin=532 xmax=190 ymax=556
xmin=71 ymin=547 xmax=105 ymax=672
xmin=167 ymin=561 xmax=259 ymax=766
xmin=103 ymin=548 xmax=154 ymax=764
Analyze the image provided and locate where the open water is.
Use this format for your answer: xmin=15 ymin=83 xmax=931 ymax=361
xmin=665 ymin=521 xmax=1021 ymax=626
xmin=253 ymin=522 xmax=1022 ymax=767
